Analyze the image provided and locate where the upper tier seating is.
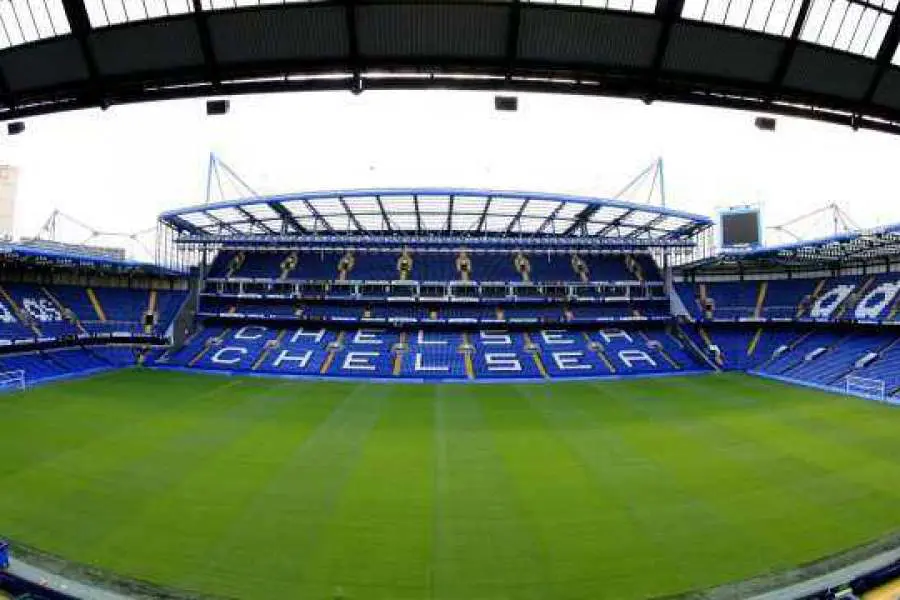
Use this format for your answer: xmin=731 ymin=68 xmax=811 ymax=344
xmin=93 ymin=287 xmax=148 ymax=322
xmin=583 ymin=255 xmax=635 ymax=282
xmin=349 ymin=254 xmax=401 ymax=281
xmin=51 ymin=285 xmax=100 ymax=321
xmin=527 ymin=254 xmax=577 ymax=282
xmin=678 ymin=275 xmax=900 ymax=323
xmin=204 ymin=250 xmax=664 ymax=283
xmin=705 ymin=282 xmax=759 ymax=319
xmin=294 ymin=253 xmax=343 ymax=280
xmin=0 ymin=283 xmax=185 ymax=344
xmin=762 ymin=280 xmax=819 ymax=319
xmin=0 ymin=291 xmax=41 ymax=342
xmin=1 ymin=284 xmax=80 ymax=339
xmin=674 ymin=282 xmax=703 ymax=319
xmin=635 ymin=254 xmax=662 ymax=281
xmin=476 ymin=254 xmax=521 ymax=282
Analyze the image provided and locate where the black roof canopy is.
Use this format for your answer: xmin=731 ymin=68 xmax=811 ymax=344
xmin=4 ymin=0 xmax=900 ymax=132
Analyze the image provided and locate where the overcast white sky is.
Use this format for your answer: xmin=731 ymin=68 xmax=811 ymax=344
xmin=1 ymin=90 xmax=898 ymax=260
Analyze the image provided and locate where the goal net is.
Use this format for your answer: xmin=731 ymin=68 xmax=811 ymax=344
xmin=845 ymin=375 xmax=886 ymax=401
xmin=0 ymin=369 xmax=25 ymax=392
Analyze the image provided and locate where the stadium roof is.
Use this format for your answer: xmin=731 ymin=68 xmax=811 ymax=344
xmin=159 ymin=188 xmax=713 ymax=246
xmin=0 ymin=241 xmax=180 ymax=274
xmin=681 ymin=222 xmax=900 ymax=269
xmin=6 ymin=0 xmax=900 ymax=133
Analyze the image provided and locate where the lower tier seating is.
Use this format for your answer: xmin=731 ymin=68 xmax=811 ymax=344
xmin=153 ymin=324 xmax=708 ymax=380
xmin=0 ymin=346 xmax=138 ymax=387
xmin=685 ymin=324 xmax=900 ymax=398
xmin=8 ymin=321 xmax=900 ymax=400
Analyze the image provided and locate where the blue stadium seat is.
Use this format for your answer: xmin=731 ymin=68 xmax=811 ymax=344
xmin=0 ymin=346 xmax=136 ymax=385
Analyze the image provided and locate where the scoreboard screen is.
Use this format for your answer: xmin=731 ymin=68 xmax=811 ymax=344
xmin=720 ymin=209 xmax=761 ymax=247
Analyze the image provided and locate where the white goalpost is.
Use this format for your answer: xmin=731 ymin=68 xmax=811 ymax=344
xmin=0 ymin=369 xmax=26 ymax=392
xmin=845 ymin=375 xmax=886 ymax=401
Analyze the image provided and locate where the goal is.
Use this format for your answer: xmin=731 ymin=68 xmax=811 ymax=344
xmin=845 ymin=375 xmax=886 ymax=401
xmin=0 ymin=369 xmax=25 ymax=392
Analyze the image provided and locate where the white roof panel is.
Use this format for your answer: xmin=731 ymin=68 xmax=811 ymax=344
xmin=485 ymin=215 xmax=514 ymax=231
xmin=681 ymin=0 xmax=801 ymax=36
xmin=381 ymin=195 xmax=416 ymax=213
xmin=453 ymin=213 xmax=482 ymax=231
xmin=310 ymin=197 xmax=344 ymax=215
xmin=391 ymin=214 xmax=418 ymax=230
xmin=517 ymin=217 xmax=545 ymax=232
xmin=421 ymin=214 xmax=447 ymax=230
xmin=556 ymin=203 xmax=584 ymax=219
xmin=162 ymin=189 xmax=712 ymax=241
xmin=208 ymin=207 xmax=244 ymax=221
xmin=524 ymin=0 xmax=656 ymax=14
xmin=280 ymin=199 xmax=313 ymax=217
xmin=322 ymin=214 xmax=355 ymax=231
xmin=243 ymin=204 xmax=279 ymax=219
xmin=590 ymin=206 xmax=630 ymax=223
xmin=417 ymin=195 xmax=451 ymax=214
xmin=296 ymin=216 xmax=318 ymax=230
xmin=621 ymin=211 xmax=660 ymax=227
xmin=490 ymin=197 xmax=525 ymax=215
xmin=232 ymin=222 xmax=257 ymax=234
xmin=180 ymin=212 xmax=214 ymax=226
xmin=357 ymin=214 xmax=387 ymax=229
xmin=522 ymin=200 xmax=560 ymax=217
xmin=452 ymin=196 xmax=488 ymax=214
xmin=345 ymin=196 xmax=380 ymax=214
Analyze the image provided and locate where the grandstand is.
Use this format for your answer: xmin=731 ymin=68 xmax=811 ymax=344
xmin=152 ymin=189 xmax=711 ymax=382
xmin=139 ymin=189 xmax=900 ymax=399
xmin=675 ymin=225 xmax=900 ymax=400
xmin=0 ymin=240 xmax=187 ymax=387
xmin=145 ymin=189 xmax=900 ymax=400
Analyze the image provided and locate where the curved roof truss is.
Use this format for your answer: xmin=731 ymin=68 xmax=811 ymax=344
xmin=736 ymin=225 xmax=900 ymax=261
xmin=6 ymin=1 xmax=900 ymax=132
xmin=159 ymin=188 xmax=713 ymax=246
xmin=681 ymin=222 xmax=900 ymax=270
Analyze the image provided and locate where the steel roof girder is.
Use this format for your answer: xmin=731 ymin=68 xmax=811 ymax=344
xmin=338 ymin=196 xmax=365 ymax=233
xmin=269 ymin=201 xmax=306 ymax=234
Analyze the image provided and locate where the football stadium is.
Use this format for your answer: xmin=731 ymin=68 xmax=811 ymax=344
xmin=2 ymin=0 xmax=900 ymax=598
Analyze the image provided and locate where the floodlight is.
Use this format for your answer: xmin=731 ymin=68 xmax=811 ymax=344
xmin=206 ymin=99 xmax=230 ymax=116
xmin=754 ymin=116 xmax=776 ymax=131
xmin=494 ymin=96 xmax=518 ymax=112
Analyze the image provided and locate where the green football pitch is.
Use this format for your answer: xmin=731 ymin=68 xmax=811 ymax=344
xmin=1 ymin=370 xmax=899 ymax=599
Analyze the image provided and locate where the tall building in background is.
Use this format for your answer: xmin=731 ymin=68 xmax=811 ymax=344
xmin=0 ymin=165 xmax=19 ymax=240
